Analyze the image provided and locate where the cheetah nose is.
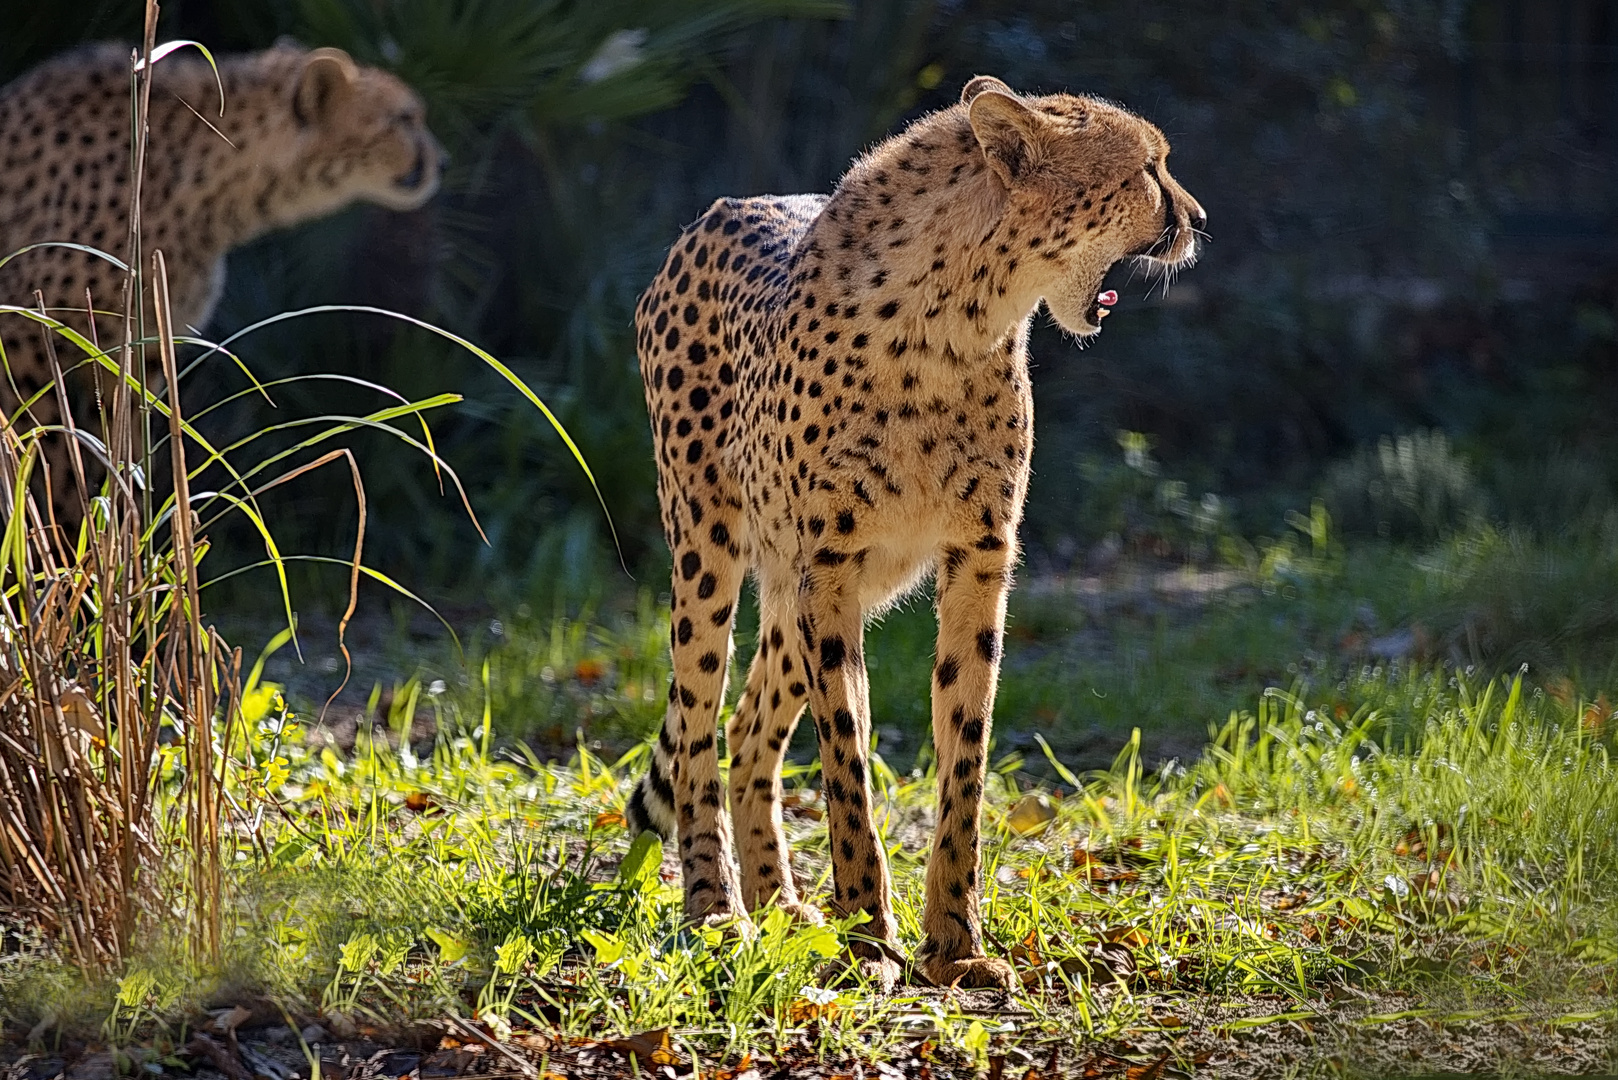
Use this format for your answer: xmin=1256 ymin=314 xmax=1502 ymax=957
xmin=1189 ymin=206 xmax=1207 ymax=232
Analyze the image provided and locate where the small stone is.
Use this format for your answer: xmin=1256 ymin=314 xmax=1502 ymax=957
xmin=299 ymin=1025 xmax=330 ymax=1046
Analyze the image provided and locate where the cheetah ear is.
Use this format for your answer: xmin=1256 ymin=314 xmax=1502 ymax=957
xmin=967 ymin=87 xmax=1044 ymax=187
xmin=293 ymin=48 xmax=358 ymax=127
xmin=960 ymin=75 xmax=1015 ymax=105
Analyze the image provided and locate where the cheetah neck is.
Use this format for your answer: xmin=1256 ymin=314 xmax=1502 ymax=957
xmin=140 ymin=54 xmax=345 ymax=253
xmin=806 ymin=113 xmax=1046 ymax=367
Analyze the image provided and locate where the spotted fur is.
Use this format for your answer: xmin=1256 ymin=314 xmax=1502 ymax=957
xmin=0 ymin=43 xmax=443 ymax=518
xmin=628 ymin=76 xmax=1204 ymax=990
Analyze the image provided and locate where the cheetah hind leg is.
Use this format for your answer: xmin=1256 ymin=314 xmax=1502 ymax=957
xmin=724 ymin=584 xmax=825 ymax=926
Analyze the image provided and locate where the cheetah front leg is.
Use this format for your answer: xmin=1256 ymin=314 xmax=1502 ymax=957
xmin=916 ymin=540 xmax=1018 ymax=990
xmin=795 ymin=568 xmax=903 ymax=990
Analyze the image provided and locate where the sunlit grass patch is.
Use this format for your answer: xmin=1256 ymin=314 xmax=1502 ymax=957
xmin=5 ymin=662 xmax=1611 ymax=1076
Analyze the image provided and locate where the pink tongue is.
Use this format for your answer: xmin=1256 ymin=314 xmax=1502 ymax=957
xmin=1097 ymin=290 xmax=1118 ymax=307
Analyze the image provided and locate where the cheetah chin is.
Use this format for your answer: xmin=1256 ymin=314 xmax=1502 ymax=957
xmin=1047 ymin=276 xmax=1122 ymax=338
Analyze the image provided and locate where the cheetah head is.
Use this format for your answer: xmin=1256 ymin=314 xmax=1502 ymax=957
xmin=963 ymin=76 xmax=1205 ymax=338
xmin=282 ymin=46 xmax=445 ymax=214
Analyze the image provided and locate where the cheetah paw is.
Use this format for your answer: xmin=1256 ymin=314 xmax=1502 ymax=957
xmin=919 ymin=954 xmax=1016 ymax=991
xmin=857 ymin=955 xmax=902 ymax=993
xmin=818 ymin=949 xmax=904 ymax=993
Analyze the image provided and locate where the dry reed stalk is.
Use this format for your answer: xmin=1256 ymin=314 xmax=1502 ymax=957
xmin=0 ymin=0 xmax=239 ymax=973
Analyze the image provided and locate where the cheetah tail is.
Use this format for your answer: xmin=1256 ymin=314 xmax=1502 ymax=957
xmin=624 ymin=733 xmax=678 ymax=839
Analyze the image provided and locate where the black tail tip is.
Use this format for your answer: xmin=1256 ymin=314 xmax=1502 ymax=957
xmin=624 ymin=783 xmax=661 ymax=839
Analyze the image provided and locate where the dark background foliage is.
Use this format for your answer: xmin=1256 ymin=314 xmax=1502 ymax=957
xmin=4 ymin=0 xmax=1615 ymax=608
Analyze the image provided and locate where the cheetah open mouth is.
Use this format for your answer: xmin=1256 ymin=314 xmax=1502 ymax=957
xmin=395 ymin=149 xmax=428 ymax=191
xmin=1084 ymin=289 xmax=1119 ymax=326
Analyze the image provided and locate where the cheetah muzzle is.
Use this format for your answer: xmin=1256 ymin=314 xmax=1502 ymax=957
xmin=627 ymin=75 xmax=1204 ymax=992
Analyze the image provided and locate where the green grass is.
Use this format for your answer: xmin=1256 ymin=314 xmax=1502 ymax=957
xmin=4 ymin=654 xmax=1614 ymax=1075
xmin=399 ymin=518 xmax=1618 ymax=775
xmin=9 ymin=497 xmax=1618 ymax=1075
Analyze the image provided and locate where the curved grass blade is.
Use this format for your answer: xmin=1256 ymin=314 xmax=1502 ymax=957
xmin=201 ymin=555 xmax=463 ymax=662
xmin=186 ymin=399 xmax=483 ymax=544
xmin=195 ymin=305 xmax=623 ymax=566
xmin=0 ymin=307 xmax=294 ymax=634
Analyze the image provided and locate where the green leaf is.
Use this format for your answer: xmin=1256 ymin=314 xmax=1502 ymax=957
xmin=616 ymin=830 xmax=662 ymax=891
xmin=581 ymin=928 xmax=624 ymax=965
xmin=426 ymin=927 xmax=474 ymax=965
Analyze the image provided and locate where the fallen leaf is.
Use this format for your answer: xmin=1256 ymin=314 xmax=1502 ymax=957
xmin=1103 ymin=925 xmax=1149 ymax=949
xmin=1125 ymin=1053 xmax=1169 ymax=1080
xmin=602 ymin=1029 xmax=684 ymax=1068
xmin=1071 ymin=847 xmax=1140 ymax=885
xmin=574 ymin=659 xmax=607 ymax=686
xmin=1009 ymin=929 xmax=1043 ymax=969
xmin=787 ymin=995 xmax=841 ymax=1024
xmin=713 ymin=1053 xmax=758 ymax=1080
xmin=782 ymin=790 xmax=824 ymax=821
xmin=206 ymin=1005 xmax=253 ymax=1034
xmin=1006 ymin=793 xmax=1057 ymax=836
xmin=594 ymin=810 xmax=627 ymax=829
xmin=405 ymin=791 xmax=436 ymax=814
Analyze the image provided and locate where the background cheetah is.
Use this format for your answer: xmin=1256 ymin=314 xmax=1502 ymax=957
xmin=627 ymin=75 xmax=1205 ymax=990
xmin=0 ymin=42 xmax=443 ymax=517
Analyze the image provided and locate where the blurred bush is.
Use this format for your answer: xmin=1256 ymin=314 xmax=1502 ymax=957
xmin=1321 ymin=430 xmax=1487 ymax=541
xmin=1065 ymin=432 xmax=1231 ymax=569
xmin=1484 ymin=448 xmax=1618 ymax=538
xmin=1424 ymin=524 xmax=1618 ymax=677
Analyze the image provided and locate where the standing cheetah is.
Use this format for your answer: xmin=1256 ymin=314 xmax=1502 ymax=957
xmin=627 ymin=76 xmax=1204 ymax=990
xmin=0 ymin=43 xmax=443 ymax=519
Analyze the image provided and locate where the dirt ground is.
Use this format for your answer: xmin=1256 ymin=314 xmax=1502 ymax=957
xmin=5 ymin=987 xmax=1615 ymax=1080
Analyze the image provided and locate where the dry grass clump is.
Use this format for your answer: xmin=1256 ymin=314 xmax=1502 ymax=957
xmin=1 ymin=5 xmax=234 ymax=973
